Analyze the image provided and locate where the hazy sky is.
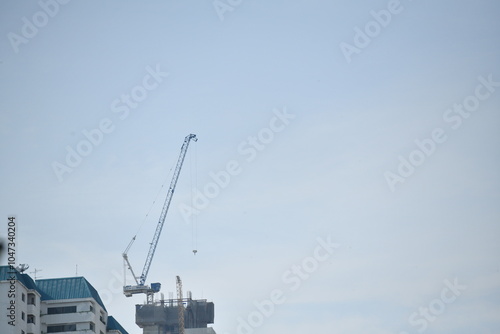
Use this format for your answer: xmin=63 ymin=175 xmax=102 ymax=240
xmin=1 ymin=1 xmax=499 ymax=333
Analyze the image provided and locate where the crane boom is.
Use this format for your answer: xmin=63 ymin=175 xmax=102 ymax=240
xmin=123 ymin=134 xmax=197 ymax=301
xmin=139 ymin=133 xmax=197 ymax=285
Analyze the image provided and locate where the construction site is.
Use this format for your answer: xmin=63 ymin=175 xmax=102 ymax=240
xmin=134 ymin=287 xmax=215 ymax=334
xmin=121 ymin=133 xmax=216 ymax=334
xmin=1 ymin=133 xmax=215 ymax=334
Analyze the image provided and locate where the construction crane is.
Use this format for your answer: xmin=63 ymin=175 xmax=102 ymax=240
xmin=176 ymin=276 xmax=185 ymax=334
xmin=123 ymin=134 xmax=198 ymax=304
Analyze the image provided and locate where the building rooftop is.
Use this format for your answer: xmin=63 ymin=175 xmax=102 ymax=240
xmin=107 ymin=315 xmax=129 ymax=334
xmin=0 ymin=265 xmax=40 ymax=292
xmin=36 ymin=276 xmax=107 ymax=311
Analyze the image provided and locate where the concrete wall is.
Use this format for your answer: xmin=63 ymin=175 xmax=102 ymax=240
xmin=0 ymin=280 xmax=41 ymax=334
xmin=186 ymin=328 xmax=216 ymax=334
xmin=41 ymin=298 xmax=108 ymax=334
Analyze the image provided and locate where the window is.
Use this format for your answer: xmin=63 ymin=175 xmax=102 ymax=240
xmin=99 ymin=311 xmax=106 ymax=325
xmin=90 ymin=322 xmax=95 ymax=332
xmin=47 ymin=324 xmax=77 ymax=333
xmin=22 ymin=293 xmax=26 ymax=302
xmin=28 ymin=293 xmax=36 ymax=305
xmin=90 ymin=304 xmax=94 ymax=313
xmin=27 ymin=314 xmax=35 ymax=324
xmin=47 ymin=306 xmax=77 ymax=314
xmin=22 ymin=312 xmax=25 ymax=321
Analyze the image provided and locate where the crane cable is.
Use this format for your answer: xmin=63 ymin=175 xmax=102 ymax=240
xmin=190 ymin=140 xmax=198 ymax=255
xmin=125 ymin=157 xmax=178 ymax=252
xmin=122 ymin=157 xmax=177 ymax=286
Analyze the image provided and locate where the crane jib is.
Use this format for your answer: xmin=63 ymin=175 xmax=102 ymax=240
xmin=139 ymin=134 xmax=196 ymax=286
xmin=123 ymin=134 xmax=197 ymax=297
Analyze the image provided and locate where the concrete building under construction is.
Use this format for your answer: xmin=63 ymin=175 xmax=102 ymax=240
xmin=135 ymin=293 xmax=215 ymax=334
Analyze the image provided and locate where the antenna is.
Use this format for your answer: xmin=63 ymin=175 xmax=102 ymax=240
xmin=30 ymin=268 xmax=43 ymax=279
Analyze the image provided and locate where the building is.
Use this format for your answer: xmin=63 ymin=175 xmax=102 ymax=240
xmin=0 ymin=266 xmax=128 ymax=334
xmin=135 ymin=295 xmax=215 ymax=334
xmin=36 ymin=276 xmax=112 ymax=334
xmin=0 ymin=266 xmax=41 ymax=334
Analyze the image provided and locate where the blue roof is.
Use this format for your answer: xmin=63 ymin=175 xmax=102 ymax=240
xmin=36 ymin=276 xmax=106 ymax=311
xmin=1 ymin=266 xmax=112 ymax=316
xmin=107 ymin=316 xmax=129 ymax=334
xmin=0 ymin=266 xmax=40 ymax=292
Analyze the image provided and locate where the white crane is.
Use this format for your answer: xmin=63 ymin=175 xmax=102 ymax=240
xmin=123 ymin=134 xmax=198 ymax=304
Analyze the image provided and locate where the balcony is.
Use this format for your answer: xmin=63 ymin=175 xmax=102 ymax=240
xmin=27 ymin=303 xmax=39 ymax=315
xmin=41 ymin=310 xmax=96 ymax=325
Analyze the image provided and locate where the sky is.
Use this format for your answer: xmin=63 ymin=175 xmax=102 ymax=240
xmin=0 ymin=1 xmax=499 ymax=333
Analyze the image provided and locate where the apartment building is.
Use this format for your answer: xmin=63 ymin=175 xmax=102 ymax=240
xmin=0 ymin=266 xmax=128 ymax=334
xmin=0 ymin=266 xmax=42 ymax=334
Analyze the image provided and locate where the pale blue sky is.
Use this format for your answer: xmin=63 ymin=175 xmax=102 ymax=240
xmin=1 ymin=1 xmax=499 ymax=333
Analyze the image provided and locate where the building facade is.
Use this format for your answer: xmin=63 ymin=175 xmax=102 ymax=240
xmin=0 ymin=266 xmax=128 ymax=334
xmin=135 ymin=295 xmax=215 ymax=334
xmin=0 ymin=266 xmax=41 ymax=334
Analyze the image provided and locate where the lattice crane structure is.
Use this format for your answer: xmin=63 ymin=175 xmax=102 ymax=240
xmin=122 ymin=134 xmax=198 ymax=304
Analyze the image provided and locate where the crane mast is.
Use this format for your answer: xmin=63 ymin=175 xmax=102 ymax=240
xmin=176 ymin=276 xmax=185 ymax=334
xmin=123 ymin=134 xmax=197 ymax=303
